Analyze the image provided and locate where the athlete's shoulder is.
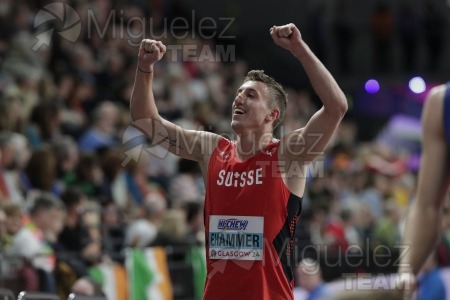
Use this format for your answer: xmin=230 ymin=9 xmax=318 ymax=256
xmin=216 ymin=136 xmax=232 ymax=149
xmin=208 ymin=136 xmax=233 ymax=162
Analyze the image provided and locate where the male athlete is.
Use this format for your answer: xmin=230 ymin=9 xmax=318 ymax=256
xmin=130 ymin=23 xmax=347 ymax=299
xmin=398 ymin=84 xmax=450 ymax=298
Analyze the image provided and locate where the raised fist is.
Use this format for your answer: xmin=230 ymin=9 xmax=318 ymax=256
xmin=138 ymin=39 xmax=166 ymax=72
xmin=270 ymin=23 xmax=302 ymax=53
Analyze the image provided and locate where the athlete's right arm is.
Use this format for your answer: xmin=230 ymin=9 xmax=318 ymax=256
xmin=130 ymin=39 xmax=220 ymax=162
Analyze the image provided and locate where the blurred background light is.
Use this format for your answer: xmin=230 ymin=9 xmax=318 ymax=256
xmin=365 ymin=79 xmax=380 ymax=94
xmin=409 ymin=77 xmax=426 ymax=94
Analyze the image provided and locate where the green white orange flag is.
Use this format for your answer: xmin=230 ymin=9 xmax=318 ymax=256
xmin=126 ymin=247 xmax=173 ymax=300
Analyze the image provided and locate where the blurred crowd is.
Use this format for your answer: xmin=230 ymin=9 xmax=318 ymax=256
xmin=0 ymin=0 xmax=449 ymax=298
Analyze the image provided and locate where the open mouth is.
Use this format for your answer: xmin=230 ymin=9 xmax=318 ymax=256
xmin=233 ymin=108 xmax=246 ymax=115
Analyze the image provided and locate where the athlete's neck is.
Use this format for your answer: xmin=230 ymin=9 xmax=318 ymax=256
xmin=235 ymin=131 xmax=274 ymax=161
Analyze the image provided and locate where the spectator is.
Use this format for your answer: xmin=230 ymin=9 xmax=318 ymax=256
xmin=67 ymin=153 xmax=104 ymax=198
xmin=150 ymin=209 xmax=189 ymax=248
xmin=168 ymin=158 xmax=204 ymax=207
xmin=125 ymin=193 xmax=166 ymax=248
xmin=294 ymin=259 xmax=328 ymax=300
xmin=340 ymin=208 xmax=361 ymax=247
xmin=71 ymin=276 xmax=105 ymax=297
xmin=0 ymin=92 xmax=26 ymax=133
xmin=0 ymin=132 xmax=28 ymax=204
xmin=0 ymin=206 xmax=7 ymax=251
xmin=3 ymin=203 xmax=23 ymax=247
xmin=100 ymin=148 xmax=131 ymax=209
xmin=11 ymin=193 xmax=63 ymax=292
xmin=52 ymin=137 xmax=80 ymax=186
xmin=27 ymin=103 xmax=62 ymax=148
xmin=183 ymin=201 xmax=205 ymax=245
xmin=0 ymin=132 xmax=13 ymax=201
xmin=372 ymin=200 xmax=402 ymax=249
xmin=78 ymin=101 xmax=119 ymax=152
xmin=79 ymin=208 xmax=103 ymax=268
xmin=23 ymin=146 xmax=60 ymax=195
xmin=46 ymin=200 xmax=67 ymax=253
xmin=101 ymin=201 xmax=125 ymax=259
xmin=58 ymin=187 xmax=89 ymax=253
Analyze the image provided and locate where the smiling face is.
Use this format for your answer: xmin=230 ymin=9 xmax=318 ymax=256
xmin=231 ymin=80 xmax=279 ymax=133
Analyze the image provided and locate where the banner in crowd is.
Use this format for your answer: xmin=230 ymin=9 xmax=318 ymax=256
xmin=126 ymin=247 xmax=173 ymax=300
xmin=89 ymin=263 xmax=128 ymax=300
xmin=186 ymin=246 xmax=207 ymax=300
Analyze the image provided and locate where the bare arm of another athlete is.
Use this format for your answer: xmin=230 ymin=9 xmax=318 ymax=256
xmin=130 ymin=39 xmax=221 ymax=162
xmin=398 ymin=85 xmax=450 ymax=297
xmin=270 ymin=24 xmax=347 ymax=194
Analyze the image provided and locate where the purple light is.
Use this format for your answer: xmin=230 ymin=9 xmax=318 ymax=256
xmin=365 ymin=79 xmax=379 ymax=94
xmin=409 ymin=77 xmax=426 ymax=94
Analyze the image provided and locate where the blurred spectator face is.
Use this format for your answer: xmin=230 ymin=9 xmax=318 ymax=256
xmin=37 ymin=206 xmax=62 ymax=232
xmin=76 ymin=195 xmax=89 ymax=214
xmin=101 ymin=148 xmax=124 ymax=182
xmin=48 ymin=206 xmax=66 ymax=236
xmin=4 ymin=205 xmax=23 ymax=235
xmin=95 ymin=102 xmax=119 ymax=134
xmin=0 ymin=209 xmax=6 ymax=235
xmin=375 ymin=174 xmax=391 ymax=195
xmin=53 ymin=137 xmax=79 ymax=174
xmin=312 ymin=208 xmax=327 ymax=225
xmin=143 ymin=192 xmax=167 ymax=223
xmin=9 ymin=133 xmax=30 ymax=170
xmin=184 ymin=202 xmax=204 ymax=233
xmin=65 ymin=146 xmax=79 ymax=172
xmin=0 ymin=97 xmax=23 ymax=133
xmin=296 ymin=259 xmax=322 ymax=292
xmin=191 ymin=207 xmax=204 ymax=233
xmin=73 ymin=81 xmax=95 ymax=103
xmin=356 ymin=204 xmax=374 ymax=229
xmin=159 ymin=209 xmax=187 ymax=240
xmin=77 ymin=154 xmax=103 ymax=184
xmin=73 ymin=44 xmax=97 ymax=73
xmin=81 ymin=240 xmax=102 ymax=265
xmin=385 ymin=201 xmax=401 ymax=223
xmin=82 ymin=210 xmax=101 ymax=241
xmin=107 ymin=50 xmax=125 ymax=74
xmin=25 ymin=147 xmax=57 ymax=191
xmin=71 ymin=277 xmax=103 ymax=296
xmin=71 ymin=278 xmax=95 ymax=296
xmin=57 ymin=75 xmax=74 ymax=100
xmin=0 ymin=141 xmax=13 ymax=168
xmin=102 ymin=203 xmax=120 ymax=226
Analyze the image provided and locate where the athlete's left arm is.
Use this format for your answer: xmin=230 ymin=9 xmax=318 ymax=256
xmin=271 ymin=24 xmax=347 ymax=163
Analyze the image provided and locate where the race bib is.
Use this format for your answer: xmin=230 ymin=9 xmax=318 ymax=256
xmin=208 ymin=215 xmax=264 ymax=260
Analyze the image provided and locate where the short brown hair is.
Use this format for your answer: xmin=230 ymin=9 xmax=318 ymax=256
xmin=3 ymin=203 xmax=23 ymax=218
xmin=244 ymin=70 xmax=288 ymax=130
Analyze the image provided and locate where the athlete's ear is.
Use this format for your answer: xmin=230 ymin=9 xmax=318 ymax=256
xmin=266 ymin=108 xmax=280 ymax=123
